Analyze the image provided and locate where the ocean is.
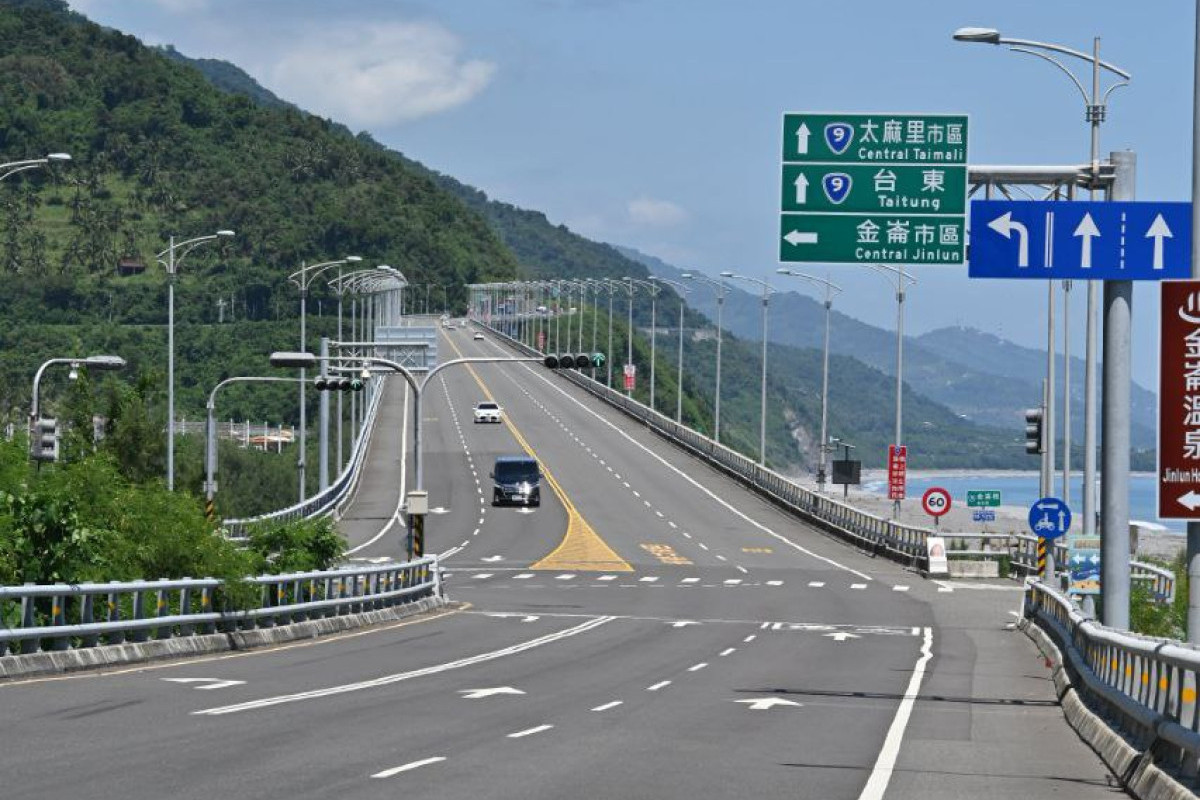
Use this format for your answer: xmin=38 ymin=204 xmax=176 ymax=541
xmin=862 ymin=472 xmax=1181 ymax=535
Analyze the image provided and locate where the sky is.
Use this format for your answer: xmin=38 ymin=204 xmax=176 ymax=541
xmin=66 ymin=0 xmax=1197 ymax=390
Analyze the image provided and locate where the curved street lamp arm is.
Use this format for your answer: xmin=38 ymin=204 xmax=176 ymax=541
xmin=207 ymin=376 xmax=305 ymax=411
xmin=288 ymin=257 xmax=362 ymax=290
xmin=776 ymin=269 xmax=843 ymax=297
xmin=997 ymin=36 xmax=1131 ymax=79
xmin=1007 ymin=46 xmax=1091 ymax=106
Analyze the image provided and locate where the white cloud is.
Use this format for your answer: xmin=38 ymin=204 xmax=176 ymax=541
xmin=267 ymin=21 xmax=496 ymax=128
xmin=627 ymin=196 xmax=687 ymax=227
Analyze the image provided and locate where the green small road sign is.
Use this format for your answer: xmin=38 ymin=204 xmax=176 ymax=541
xmin=967 ymin=490 xmax=1001 ymax=508
xmin=779 ymin=111 xmax=968 ymax=267
xmin=779 ymin=214 xmax=965 ymax=265
xmin=591 ymin=352 xmax=606 ymax=368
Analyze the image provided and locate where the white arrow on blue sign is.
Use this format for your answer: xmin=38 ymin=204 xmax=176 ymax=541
xmin=1028 ymin=496 xmax=1072 ymax=540
xmin=969 ymin=200 xmax=1192 ymax=280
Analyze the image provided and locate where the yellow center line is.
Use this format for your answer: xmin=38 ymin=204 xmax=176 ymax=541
xmin=444 ymin=333 xmax=631 ymax=571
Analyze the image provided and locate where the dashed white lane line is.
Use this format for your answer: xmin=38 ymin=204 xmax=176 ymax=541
xmin=513 ymin=573 xmax=534 ymax=580
xmin=632 ymin=490 xmax=641 ymax=498
xmin=851 ymin=583 xmax=867 ymax=590
xmin=744 ymin=635 xmax=756 ymax=643
xmin=715 ymin=555 xmax=727 ymax=561
xmin=681 ymin=578 xmax=699 ymax=584
xmin=893 ymin=586 xmax=910 ymax=592
xmin=808 ymin=581 xmax=826 ymax=588
xmin=555 ymin=574 xmax=576 ymax=581
xmin=682 ymin=532 xmax=693 ymax=539
xmin=723 ymin=579 xmax=742 ymax=586
xmin=719 ymin=648 xmax=736 ymax=657
xmin=508 ymin=724 xmax=554 ymax=739
xmin=668 ymin=521 xmax=677 ymax=529
xmin=646 ymin=681 xmax=671 ymax=692
xmin=372 ymin=757 xmax=446 ymax=778
xmin=639 ymin=576 xmax=659 ymax=583
xmin=592 ymin=701 xmax=623 ymax=712
xmin=736 ymin=566 xmax=748 ymax=574
xmin=766 ymin=580 xmax=783 ymax=586
xmin=698 ymin=543 xmax=709 ymax=551
xmin=473 ymin=574 xmax=493 ymax=580
xmin=597 ymin=575 xmax=617 ymax=581
xmin=688 ymin=663 xmax=708 ymax=672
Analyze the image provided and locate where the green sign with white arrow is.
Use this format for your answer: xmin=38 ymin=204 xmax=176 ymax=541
xmin=779 ymin=112 xmax=969 ymax=266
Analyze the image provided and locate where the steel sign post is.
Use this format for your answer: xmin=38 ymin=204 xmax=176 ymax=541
xmin=1159 ymin=280 xmax=1200 ymax=519
xmin=780 ymin=112 xmax=968 ymax=266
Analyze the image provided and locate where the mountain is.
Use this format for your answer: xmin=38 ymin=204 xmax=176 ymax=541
xmin=157 ymin=46 xmax=299 ymax=114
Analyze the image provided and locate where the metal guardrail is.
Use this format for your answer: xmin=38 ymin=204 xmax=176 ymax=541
xmin=223 ymin=377 xmax=387 ymax=538
xmin=1026 ymin=581 xmax=1200 ymax=778
xmin=0 ymin=557 xmax=439 ymax=657
xmin=482 ymin=322 xmax=1177 ymax=601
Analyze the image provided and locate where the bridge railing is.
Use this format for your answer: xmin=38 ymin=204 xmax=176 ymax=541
xmin=1026 ymin=581 xmax=1200 ymax=777
xmin=0 ymin=556 xmax=439 ymax=657
xmin=222 ymin=377 xmax=387 ymax=538
xmin=483 ymin=322 xmax=1175 ymax=600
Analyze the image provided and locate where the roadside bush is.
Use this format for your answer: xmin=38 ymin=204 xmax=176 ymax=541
xmin=244 ymin=516 xmax=345 ymax=574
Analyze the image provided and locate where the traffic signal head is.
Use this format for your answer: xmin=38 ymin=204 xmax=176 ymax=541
xmin=31 ymin=417 xmax=58 ymax=462
xmin=313 ymin=376 xmax=330 ymax=391
xmin=543 ymin=354 xmax=561 ymax=368
xmin=348 ymin=378 xmax=364 ymax=392
xmin=572 ymin=354 xmax=591 ymax=369
xmin=1024 ymin=408 xmax=1044 ymax=455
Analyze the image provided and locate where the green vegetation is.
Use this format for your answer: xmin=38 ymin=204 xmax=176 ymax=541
xmin=1129 ymin=553 xmax=1188 ymax=639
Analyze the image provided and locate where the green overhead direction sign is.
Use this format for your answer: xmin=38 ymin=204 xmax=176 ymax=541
xmin=780 ymin=112 xmax=969 ymax=266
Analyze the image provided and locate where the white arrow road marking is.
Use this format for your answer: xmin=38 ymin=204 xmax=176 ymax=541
xmin=482 ymin=612 xmax=541 ymax=622
xmin=825 ymin=632 xmax=861 ymax=642
xmin=795 ymin=122 xmax=811 ymax=154
xmin=193 ymin=616 xmax=613 ymax=716
xmin=988 ymin=211 xmax=1029 ymax=267
xmin=784 ymin=229 xmax=819 ymax=246
xmin=162 ymin=678 xmax=246 ymax=690
xmin=459 ymin=687 xmax=525 ymax=699
xmin=794 ymin=172 xmax=809 ymax=205
xmin=1073 ymin=212 xmax=1100 ymax=269
xmin=372 ymin=757 xmax=446 ymax=778
xmin=1178 ymin=490 xmax=1200 ymax=511
xmin=1147 ymin=213 xmax=1173 ymax=269
xmin=734 ymin=697 xmax=802 ymax=711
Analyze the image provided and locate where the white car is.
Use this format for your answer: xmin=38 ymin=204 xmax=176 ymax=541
xmin=473 ymin=401 xmax=502 ymax=424
xmin=473 ymin=332 xmax=485 ymax=341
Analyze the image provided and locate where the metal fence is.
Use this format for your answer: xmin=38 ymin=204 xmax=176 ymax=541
xmin=1026 ymin=581 xmax=1200 ymax=779
xmin=223 ymin=377 xmax=386 ymax=537
xmin=0 ymin=557 xmax=439 ymax=657
xmin=482 ymin=323 xmax=1176 ymax=601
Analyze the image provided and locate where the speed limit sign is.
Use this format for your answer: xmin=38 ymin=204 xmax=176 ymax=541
xmin=921 ymin=487 xmax=952 ymax=518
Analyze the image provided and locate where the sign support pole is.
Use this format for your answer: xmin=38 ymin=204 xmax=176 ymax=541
xmin=1101 ymin=150 xmax=1134 ymax=629
xmin=1190 ymin=0 xmax=1200 ymax=643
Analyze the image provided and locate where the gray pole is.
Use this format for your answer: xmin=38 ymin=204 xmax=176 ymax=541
xmin=167 ymin=236 xmax=176 ymax=491
xmin=1102 ymin=149 xmax=1135 ymax=629
xmin=318 ymin=336 xmax=329 ymax=492
xmin=626 ymin=281 xmax=634 ymax=398
xmin=1190 ymin=3 xmax=1200 ymax=642
xmin=715 ymin=292 xmax=724 ymax=443
xmin=677 ymin=296 xmax=685 ymax=423
xmin=578 ymin=282 xmax=585 ymax=355
xmin=336 ymin=275 xmax=344 ymax=472
xmin=759 ymin=290 xmax=769 ymax=465
xmin=1063 ymin=280 xmax=1072 ymax=504
xmin=607 ymin=288 xmax=615 ymax=387
xmin=650 ymin=289 xmax=658 ymax=410
xmin=1084 ymin=36 xmax=1103 ymax=543
xmin=819 ymin=290 xmax=832 ymax=492
xmin=298 ymin=281 xmax=307 ymax=503
xmin=350 ymin=297 xmax=358 ymax=442
xmin=1045 ymin=280 xmax=1056 ymax=503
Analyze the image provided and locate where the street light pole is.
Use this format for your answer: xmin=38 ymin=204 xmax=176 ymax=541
xmin=623 ymin=277 xmax=636 ymax=397
xmin=0 ymin=152 xmax=71 ymax=183
xmin=683 ymin=273 xmax=728 ymax=443
xmin=777 ymin=269 xmax=843 ymax=492
xmin=30 ymin=355 xmax=125 ymax=461
xmin=721 ymin=272 xmax=773 ymax=466
xmin=156 ymin=230 xmax=235 ymax=491
xmin=652 ymin=277 xmax=691 ymax=424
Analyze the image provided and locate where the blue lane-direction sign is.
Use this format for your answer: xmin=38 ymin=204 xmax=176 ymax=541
xmin=1028 ymin=496 xmax=1072 ymax=540
xmin=969 ymin=200 xmax=1192 ymax=280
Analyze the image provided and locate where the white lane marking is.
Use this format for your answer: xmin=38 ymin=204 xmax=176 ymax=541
xmin=766 ymin=580 xmax=783 ymax=586
xmin=680 ymin=577 xmax=700 ymax=584
xmin=851 ymin=583 xmax=867 ymax=590
xmin=668 ymin=521 xmax=677 ymax=529
xmin=723 ymin=579 xmax=742 ymax=586
xmin=719 ymin=648 xmax=736 ymax=657
xmin=472 ymin=574 xmax=493 ymax=580
xmin=644 ymin=500 xmax=652 ymax=508
xmin=655 ymin=511 xmax=664 ymax=518
xmin=347 ymin=384 xmax=410 ymax=556
xmin=514 ymin=573 xmax=534 ymax=580
xmin=698 ymin=543 xmax=709 ymax=551
xmin=736 ymin=566 xmax=748 ymax=574
xmin=744 ymin=635 xmax=756 ymax=643
xmin=639 ymin=576 xmax=659 ymax=583
xmin=597 ymin=575 xmax=618 ymax=581
xmin=371 ymin=757 xmax=446 ymax=778
xmin=477 ymin=517 xmax=484 ymax=526
xmin=937 ymin=587 xmax=953 ymax=593
xmin=555 ymin=574 xmax=576 ymax=581
xmin=808 ymin=581 xmax=825 ymax=588
xmin=162 ymin=678 xmax=246 ymax=690
xmin=688 ymin=663 xmax=708 ymax=672
xmin=646 ymin=681 xmax=671 ymax=692
xmin=508 ymin=724 xmax=553 ymax=739
xmin=893 ymin=586 xmax=910 ymax=592
xmin=523 ymin=367 xmax=873 ymax=581
xmin=716 ymin=555 xmax=727 ymax=561
xmin=193 ymin=617 xmax=615 ymax=716
xmin=857 ymin=628 xmax=935 ymax=800
xmin=623 ymin=482 xmax=631 ymax=489
xmin=682 ymin=532 xmax=693 ymax=539
xmin=592 ymin=701 xmax=623 ymax=712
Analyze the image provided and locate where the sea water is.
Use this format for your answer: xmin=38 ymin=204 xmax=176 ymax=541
xmin=862 ymin=472 xmax=1180 ymax=534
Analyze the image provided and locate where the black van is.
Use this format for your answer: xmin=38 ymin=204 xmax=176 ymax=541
xmin=491 ymin=455 xmax=541 ymax=507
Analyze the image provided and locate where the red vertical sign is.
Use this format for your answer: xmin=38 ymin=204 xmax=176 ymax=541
xmin=537 ymin=331 xmax=546 ymax=351
xmin=887 ymin=444 xmax=907 ymax=500
xmin=1159 ymin=280 xmax=1200 ymax=519
xmin=623 ymin=363 xmax=636 ymax=391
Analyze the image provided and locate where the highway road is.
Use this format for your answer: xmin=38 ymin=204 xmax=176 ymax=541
xmin=0 ymin=324 xmax=1124 ymax=799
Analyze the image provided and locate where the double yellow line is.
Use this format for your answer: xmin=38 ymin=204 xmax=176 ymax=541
xmin=443 ymin=334 xmax=631 ymax=571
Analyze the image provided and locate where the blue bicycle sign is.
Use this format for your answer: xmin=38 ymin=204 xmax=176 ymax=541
xmin=1028 ymin=497 xmax=1071 ymax=540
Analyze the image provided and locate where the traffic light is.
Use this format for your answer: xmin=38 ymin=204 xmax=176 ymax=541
xmin=31 ymin=417 xmax=58 ymax=462
xmin=313 ymin=376 xmax=365 ymax=392
xmin=544 ymin=353 xmax=606 ymax=369
xmin=1024 ymin=407 xmax=1044 ymax=455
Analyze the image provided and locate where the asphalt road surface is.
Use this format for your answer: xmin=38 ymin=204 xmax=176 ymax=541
xmin=0 ymin=324 xmax=1124 ymax=799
